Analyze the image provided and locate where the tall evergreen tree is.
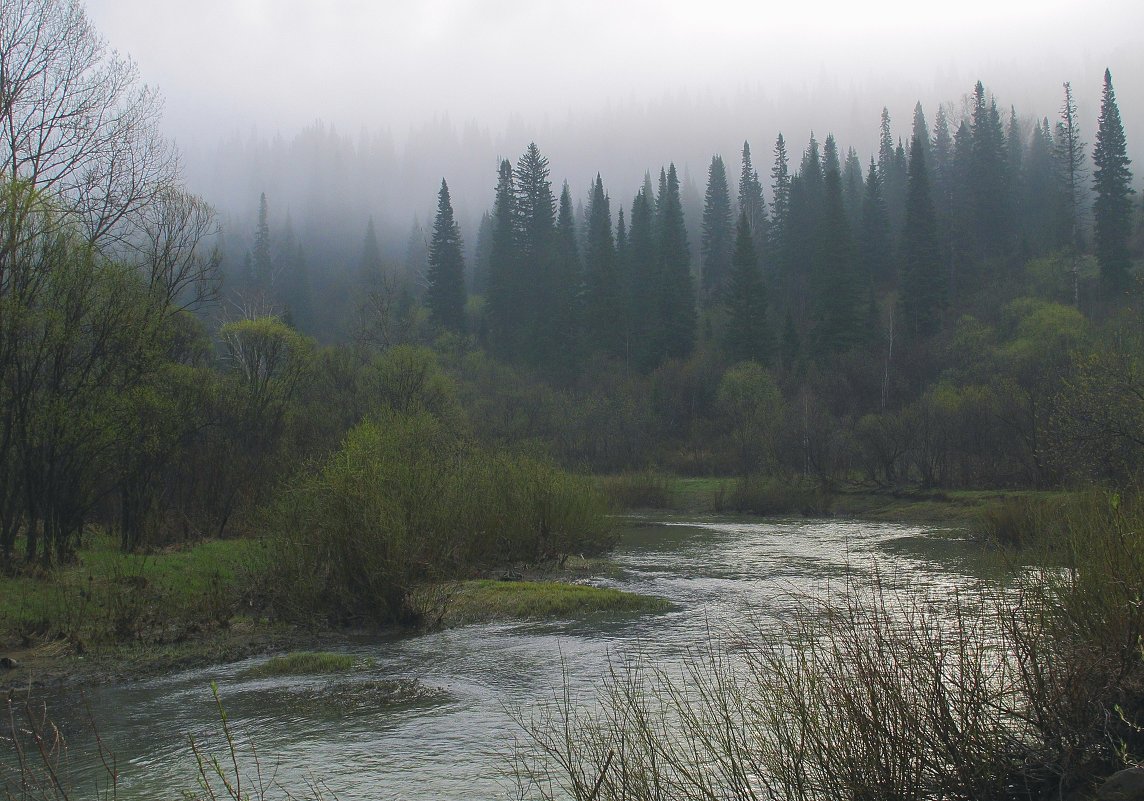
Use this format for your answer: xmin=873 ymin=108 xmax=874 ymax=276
xmin=427 ymin=179 xmax=467 ymax=333
xmin=278 ymin=214 xmax=312 ymax=331
xmin=487 ymin=159 xmax=519 ymax=359
xmin=658 ymin=164 xmax=697 ymax=360
xmin=252 ymin=191 xmax=272 ymax=290
xmin=932 ymin=105 xmax=954 ymax=211
xmin=858 ymin=157 xmax=893 ymax=290
xmin=360 ymin=216 xmax=383 ymax=287
xmin=551 ymin=182 xmax=583 ymax=371
xmin=812 ymin=135 xmax=858 ymax=354
xmin=738 ymin=141 xmax=768 ymax=265
xmin=1092 ymin=68 xmax=1135 ymax=296
xmin=842 ymin=147 xmax=864 ymax=227
xmin=1056 ymin=82 xmax=1088 ymax=258
xmin=899 ymin=135 xmax=946 ymax=338
xmin=472 ymin=211 xmax=494 ymax=294
xmin=879 ymin=108 xmax=907 ymax=236
xmin=911 ymin=102 xmax=933 ymax=184
xmin=1024 ymin=118 xmax=1067 ymax=258
xmin=970 ymin=81 xmax=1011 ymax=258
xmin=627 ymin=187 xmax=659 ymax=370
xmin=770 ymin=133 xmax=791 ymax=261
xmin=701 ymin=154 xmax=734 ymax=303
xmin=725 ymin=210 xmax=772 ymax=365
xmin=584 ymin=174 xmax=622 ymax=358
xmin=513 ymin=143 xmax=558 ymax=366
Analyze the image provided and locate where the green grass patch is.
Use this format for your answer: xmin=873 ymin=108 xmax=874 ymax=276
xmin=0 ymin=533 xmax=266 ymax=651
xmin=239 ymin=651 xmax=361 ymax=678
xmin=436 ymin=580 xmax=670 ymax=627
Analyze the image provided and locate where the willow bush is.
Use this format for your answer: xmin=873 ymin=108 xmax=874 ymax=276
xmin=263 ymin=409 xmax=614 ymax=625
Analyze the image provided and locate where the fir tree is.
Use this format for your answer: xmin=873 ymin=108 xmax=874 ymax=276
xmin=658 ymin=164 xmax=697 ymax=361
xmin=514 ymin=143 xmax=557 ymax=366
xmin=551 ymin=182 xmax=583 ymax=371
xmin=426 ymin=179 xmax=467 ymax=333
xmin=627 ymin=187 xmax=658 ymax=370
xmin=879 ymin=108 xmax=907 ymax=235
xmin=472 ymin=211 xmax=494 ymax=294
xmin=487 ymin=159 xmax=519 ymax=359
xmin=584 ymin=174 xmax=622 ymax=358
xmin=811 ymin=135 xmax=858 ymax=354
xmin=858 ymin=157 xmax=892 ymax=290
xmin=1056 ymin=82 xmax=1087 ymax=257
xmin=701 ymin=154 xmax=734 ymax=303
xmin=898 ymin=135 xmax=945 ymax=338
xmin=360 ymin=216 xmax=383 ymax=287
xmin=738 ymin=141 xmax=768 ymax=265
xmin=842 ymin=147 xmax=864 ymax=227
xmin=769 ymin=133 xmax=791 ymax=260
xmin=1092 ymin=68 xmax=1135 ymax=296
xmin=970 ymin=81 xmax=1011 ymax=257
xmin=252 ymin=191 xmax=272 ymax=289
xmin=725 ymin=210 xmax=772 ymax=365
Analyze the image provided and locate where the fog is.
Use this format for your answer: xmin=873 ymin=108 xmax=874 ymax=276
xmin=83 ymin=0 xmax=1144 ymax=264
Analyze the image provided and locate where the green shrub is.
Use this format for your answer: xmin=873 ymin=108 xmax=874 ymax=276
xmin=264 ymin=410 xmax=615 ymax=626
xmin=598 ymin=471 xmax=676 ymax=510
xmin=728 ymin=474 xmax=830 ymax=516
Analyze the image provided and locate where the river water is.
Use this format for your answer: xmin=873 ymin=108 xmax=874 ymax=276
xmin=11 ymin=517 xmax=997 ymax=800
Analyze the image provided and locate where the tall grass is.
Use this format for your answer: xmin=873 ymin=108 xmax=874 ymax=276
xmin=598 ymin=471 xmax=676 ymax=511
xmin=514 ymin=491 xmax=1144 ymax=801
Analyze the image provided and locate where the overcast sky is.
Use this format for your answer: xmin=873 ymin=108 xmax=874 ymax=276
xmin=84 ymin=0 xmax=1143 ymax=151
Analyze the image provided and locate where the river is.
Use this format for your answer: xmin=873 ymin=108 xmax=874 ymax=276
xmin=8 ymin=516 xmax=996 ymax=800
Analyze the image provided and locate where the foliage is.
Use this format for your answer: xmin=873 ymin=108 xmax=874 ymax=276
xmin=263 ymin=409 xmax=615 ymax=625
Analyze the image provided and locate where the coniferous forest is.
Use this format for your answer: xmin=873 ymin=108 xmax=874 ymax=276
xmin=213 ymin=72 xmax=1142 ymax=498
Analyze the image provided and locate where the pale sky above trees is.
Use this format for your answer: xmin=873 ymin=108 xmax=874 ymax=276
xmin=85 ymin=0 xmax=1143 ymax=161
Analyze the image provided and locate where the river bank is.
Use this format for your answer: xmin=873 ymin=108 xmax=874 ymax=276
xmin=0 ymin=483 xmax=1045 ymax=694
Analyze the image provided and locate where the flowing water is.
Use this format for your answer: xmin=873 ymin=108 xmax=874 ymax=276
xmin=9 ymin=517 xmax=998 ymax=800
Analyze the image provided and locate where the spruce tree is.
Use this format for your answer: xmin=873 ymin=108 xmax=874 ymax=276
xmin=472 ymin=211 xmax=494 ymax=294
xmin=1056 ymin=82 xmax=1087 ymax=258
xmin=701 ymin=154 xmax=734 ymax=303
xmin=252 ymin=192 xmax=272 ymax=290
xmin=842 ymin=147 xmax=864 ymax=227
xmin=738 ymin=141 xmax=768 ymax=265
xmin=725 ymin=210 xmax=772 ymax=365
xmin=1092 ymin=68 xmax=1135 ymax=296
xmin=858 ymin=157 xmax=892 ymax=290
xmin=513 ymin=143 xmax=557 ymax=366
xmin=552 ymin=182 xmax=583 ymax=371
xmin=360 ymin=216 xmax=383 ymax=288
xmin=879 ymin=108 xmax=907 ymax=236
xmin=970 ymin=81 xmax=1011 ymax=257
xmin=487 ymin=159 xmax=519 ymax=359
xmin=898 ymin=135 xmax=945 ymax=339
xmin=770 ymin=133 xmax=791 ymax=261
xmin=658 ymin=164 xmax=697 ymax=360
xmin=426 ymin=179 xmax=467 ymax=333
xmin=584 ymin=174 xmax=622 ymax=358
xmin=811 ymin=135 xmax=858 ymax=355
xmin=627 ymin=187 xmax=658 ymax=370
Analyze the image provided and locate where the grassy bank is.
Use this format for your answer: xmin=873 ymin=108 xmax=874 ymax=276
xmin=599 ymin=470 xmax=1073 ymax=528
